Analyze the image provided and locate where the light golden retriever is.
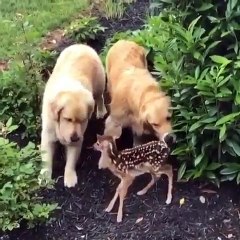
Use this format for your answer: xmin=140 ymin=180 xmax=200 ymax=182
xmin=104 ymin=40 xmax=172 ymax=145
xmin=40 ymin=44 xmax=107 ymax=188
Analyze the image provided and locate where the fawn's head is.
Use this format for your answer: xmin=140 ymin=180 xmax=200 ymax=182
xmin=93 ymin=134 xmax=118 ymax=156
xmin=93 ymin=134 xmax=118 ymax=169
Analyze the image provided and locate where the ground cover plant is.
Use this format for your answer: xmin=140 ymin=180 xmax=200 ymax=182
xmin=0 ymin=118 xmax=57 ymax=232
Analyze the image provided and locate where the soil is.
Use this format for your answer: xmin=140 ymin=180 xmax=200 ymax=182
xmin=2 ymin=0 xmax=240 ymax=240
xmin=4 ymin=116 xmax=240 ymax=240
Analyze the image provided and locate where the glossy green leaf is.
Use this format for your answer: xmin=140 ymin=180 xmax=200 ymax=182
xmin=189 ymin=121 xmax=202 ymax=132
xmin=194 ymin=154 xmax=204 ymax=166
xmin=220 ymin=167 xmax=240 ymax=175
xmin=237 ymin=172 xmax=240 ymax=184
xmin=226 ymin=139 xmax=240 ymax=156
xmin=197 ymin=3 xmax=214 ymax=12
xmin=210 ymin=55 xmax=232 ymax=66
xmin=178 ymin=162 xmax=187 ymax=180
xmin=219 ymin=124 xmax=227 ymax=142
xmin=215 ymin=112 xmax=240 ymax=126
xmin=206 ymin=162 xmax=222 ymax=171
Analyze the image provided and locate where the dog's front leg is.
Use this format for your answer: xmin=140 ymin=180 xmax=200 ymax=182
xmin=40 ymin=129 xmax=56 ymax=181
xmin=96 ymin=95 xmax=107 ymax=119
xmin=64 ymin=140 xmax=82 ymax=188
xmin=104 ymin=115 xmax=122 ymax=139
xmin=133 ymin=134 xmax=143 ymax=147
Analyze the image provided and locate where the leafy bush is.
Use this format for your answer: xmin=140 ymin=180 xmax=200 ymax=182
xmin=0 ymin=59 xmax=44 ymax=140
xmin=102 ymin=2 xmax=240 ymax=186
xmin=0 ymin=118 xmax=57 ymax=232
xmin=66 ymin=17 xmax=106 ymax=42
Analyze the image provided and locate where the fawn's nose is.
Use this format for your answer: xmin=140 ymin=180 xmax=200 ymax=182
xmin=70 ymin=133 xmax=80 ymax=143
xmin=163 ymin=133 xmax=176 ymax=146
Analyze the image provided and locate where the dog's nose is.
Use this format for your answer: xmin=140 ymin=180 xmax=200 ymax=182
xmin=163 ymin=133 xmax=176 ymax=146
xmin=70 ymin=133 xmax=80 ymax=143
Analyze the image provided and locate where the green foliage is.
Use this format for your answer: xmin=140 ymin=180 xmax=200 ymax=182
xmin=103 ymin=0 xmax=126 ymax=19
xmin=102 ymin=0 xmax=137 ymax=19
xmin=67 ymin=17 xmax=106 ymax=42
xmin=103 ymin=2 xmax=240 ymax=185
xmin=0 ymin=118 xmax=57 ymax=232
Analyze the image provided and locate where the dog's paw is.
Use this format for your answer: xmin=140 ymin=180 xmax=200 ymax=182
xmin=64 ymin=170 xmax=78 ymax=188
xmin=96 ymin=106 xmax=107 ymax=119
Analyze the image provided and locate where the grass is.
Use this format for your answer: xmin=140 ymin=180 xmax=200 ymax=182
xmin=0 ymin=0 xmax=89 ymax=57
xmin=102 ymin=0 xmax=136 ymax=20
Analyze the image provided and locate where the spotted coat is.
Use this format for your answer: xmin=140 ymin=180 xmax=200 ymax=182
xmin=111 ymin=140 xmax=170 ymax=173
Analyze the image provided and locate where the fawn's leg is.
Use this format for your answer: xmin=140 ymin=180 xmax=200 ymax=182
xmin=96 ymin=95 xmax=107 ymax=119
xmin=105 ymin=182 xmax=121 ymax=213
xmin=117 ymin=177 xmax=134 ymax=223
xmin=165 ymin=166 xmax=173 ymax=204
xmin=137 ymin=174 xmax=159 ymax=196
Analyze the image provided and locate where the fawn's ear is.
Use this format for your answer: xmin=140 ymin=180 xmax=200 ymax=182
xmin=96 ymin=134 xmax=101 ymax=140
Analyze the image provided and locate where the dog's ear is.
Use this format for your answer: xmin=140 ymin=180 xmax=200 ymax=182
xmin=140 ymin=46 xmax=148 ymax=68
xmin=140 ymin=103 xmax=149 ymax=121
xmin=50 ymin=97 xmax=65 ymax=121
xmin=87 ymin=97 xmax=95 ymax=119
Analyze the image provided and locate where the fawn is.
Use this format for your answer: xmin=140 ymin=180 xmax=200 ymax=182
xmin=93 ymin=134 xmax=173 ymax=222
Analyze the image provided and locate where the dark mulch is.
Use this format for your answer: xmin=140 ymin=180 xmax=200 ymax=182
xmin=4 ymin=116 xmax=240 ymax=240
xmin=2 ymin=1 xmax=240 ymax=240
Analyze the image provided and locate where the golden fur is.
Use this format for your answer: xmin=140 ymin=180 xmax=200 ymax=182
xmin=40 ymin=44 xmax=107 ymax=188
xmin=104 ymin=40 xmax=172 ymax=144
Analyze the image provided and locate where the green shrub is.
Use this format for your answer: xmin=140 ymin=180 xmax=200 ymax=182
xmin=102 ymin=4 xmax=240 ymax=185
xmin=0 ymin=118 xmax=57 ymax=232
xmin=66 ymin=17 xmax=106 ymax=42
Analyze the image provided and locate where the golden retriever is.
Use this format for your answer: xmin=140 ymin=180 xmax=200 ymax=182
xmin=40 ymin=44 xmax=107 ymax=188
xmin=104 ymin=40 xmax=172 ymax=145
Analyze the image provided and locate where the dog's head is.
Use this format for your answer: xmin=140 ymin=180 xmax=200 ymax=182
xmin=141 ymin=94 xmax=173 ymax=141
xmin=50 ymin=91 xmax=94 ymax=145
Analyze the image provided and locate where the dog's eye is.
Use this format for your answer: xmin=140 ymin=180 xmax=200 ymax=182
xmin=166 ymin=116 xmax=171 ymax=121
xmin=152 ymin=123 xmax=159 ymax=127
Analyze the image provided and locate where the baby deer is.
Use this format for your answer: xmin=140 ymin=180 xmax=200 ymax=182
xmin=93 ymin=134 xmax=173 ymax=222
